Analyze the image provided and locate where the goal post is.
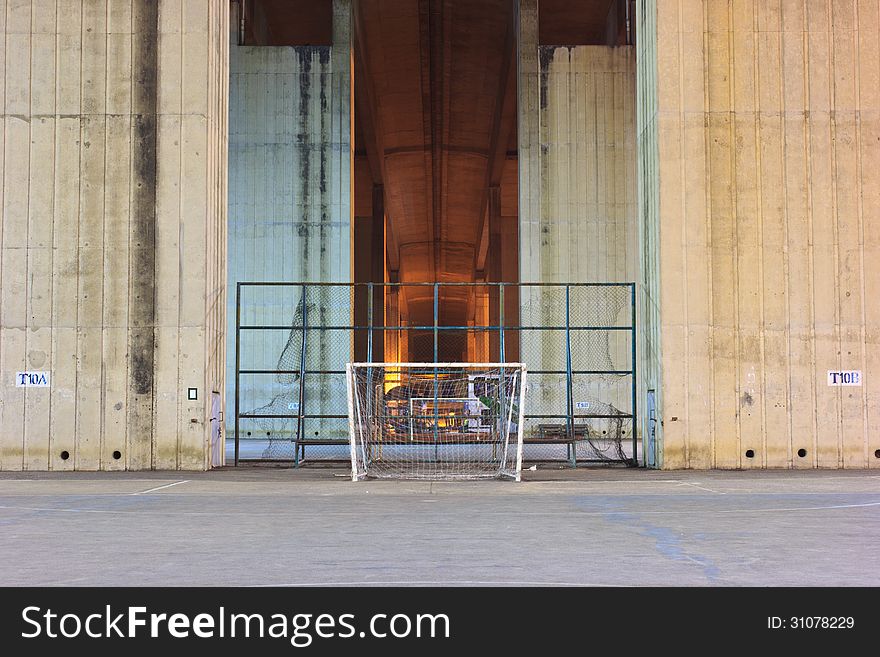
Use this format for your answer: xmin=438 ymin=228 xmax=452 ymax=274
xmin=346 ymin=363 xmax=527 ymax=481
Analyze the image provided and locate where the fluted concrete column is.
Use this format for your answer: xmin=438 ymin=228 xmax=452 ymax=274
xmin=0 ymin=0 xmax=229 ymax=471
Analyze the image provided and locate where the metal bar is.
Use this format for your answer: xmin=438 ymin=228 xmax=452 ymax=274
xmin=514 ymin=368 xmax=527 ymax=481
xmin=240 ymin=414 xmax=348 ymax=419
xmin=365 ymin=283 xmax=374 ymax=462
xmin=524 ymin=414 xmax=634 ymax=419
xmin=342 ymin=366 xmax=627 ymax=375
xmin=565 ymin=285 xmax=574 ymax=447
xmin=349 ymin=361 xmax=526 ymax=367
xmin=346 ymin=364 xmax=359 ymax=481
xmin=237 ymin=281 xmax=633 ymax=288
xmin=239 ymin=369 xmax=347 ymax=375
xmin=572 ymin=414 xmax=635 ymax=419
xmin=433 ymin=283 xmax=439 ymax=362
xmin=241 ymin=324 xmax=631 ymax=331
xmin=367 ymin=283 xmax=374 ymax=363
xmin=499 ymin=285 xmax=507 ymax=470
xmin=234 ymin=282 xmax=241 ymax=467
xmin=631 ymin=282 xmax=638 ymax=466
xmin=499 ymin=284 xmax=505 ymax=362
xmin=433 ymin=283 xmax=439 ymax=458
xmin=237 ymin=456 xmax=628 ymax=464
xmin=295 ymin=285 xmax=308 ymax=467
xmin=239 ymin=324 xmax=633 ymax=331
xmin=561 ymin=369 xmax=634 ymax=375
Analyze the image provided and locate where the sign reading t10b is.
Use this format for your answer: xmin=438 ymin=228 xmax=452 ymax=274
xmin=827 ymin=370 xmax=861 ymax=386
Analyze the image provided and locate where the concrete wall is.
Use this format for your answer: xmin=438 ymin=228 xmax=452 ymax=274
xmin=0 ymin=0 xmax=228 ymax=470
xmin=227 ymin=1 xmax=352 ymax=443
xmin=644 ymin=0 xmax=879 ymax=469
xmin=525 ymin=45 xmax=636 ymax=284
xmin=636 ymin=0 xmax=662 ymax=465
xmin=518 ymin=0 xmax=637 ymax=433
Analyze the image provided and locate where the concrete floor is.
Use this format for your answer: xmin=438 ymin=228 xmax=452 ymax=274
xmin=0 ymin=467 xmax=878 ymax=586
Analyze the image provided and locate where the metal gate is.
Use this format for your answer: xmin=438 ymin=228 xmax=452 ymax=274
xmin=232 ymin=282 xmax=637 ymax=466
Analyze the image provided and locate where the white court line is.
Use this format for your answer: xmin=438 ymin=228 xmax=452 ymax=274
xmin=247 ymin=580 xmax=616 ymax=588
xmin=129 ymin=480 xmax=190 ymax=496
xmin=729 ymin=500 xmax=880 ymax=513
xmin=1 ymin=500 xmax=879 ymax=518
xmin=676 ymin=481 xmax=725 ymax=495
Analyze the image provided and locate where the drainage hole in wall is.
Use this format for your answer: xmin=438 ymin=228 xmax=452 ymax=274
xmin=60 ymin=451 xmax=70 ymax=461
xmin=797 ymin=448 xmax=807 ymax=458
xmin=112 ymin=450 xmax=121 ymax=460
xmin=875 ymin=449 xmax=880 ymax=459
xmin=745 ymin=449 xmax=755 ymax=458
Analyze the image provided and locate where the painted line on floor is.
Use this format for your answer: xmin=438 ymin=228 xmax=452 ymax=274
xmin=129 ymin=480 xmax=190 ymax=496
xmin=676 ymin=481 xmax=726 ymax=494
xmin=246 ymin=580 xmax=617 ymax=588
xmin=1 ymin=499 xmax=879 ymax=517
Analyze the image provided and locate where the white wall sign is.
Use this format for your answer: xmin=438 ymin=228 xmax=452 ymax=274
xmin=827 ymin=370 xmax=862 ymax=386
xmin=575 ymin=401 xmax=591 ymax=410
xmin=16 ymin=372 xmax=50 ymax=387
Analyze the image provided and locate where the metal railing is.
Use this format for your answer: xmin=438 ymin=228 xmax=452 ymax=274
xmin=233 ymin=282 xmax=637 ymax=466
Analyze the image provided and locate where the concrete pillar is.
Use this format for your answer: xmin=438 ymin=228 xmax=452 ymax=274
xmin=353 ymin=183 xmax=384 ymax=362
xmin=226 ymin=0 xmax=353 ymax=443
xmin=641 ymin=0 xmax=880 ymax=470
xmin=517 ymin=0 xmax=565 ymax=437
xmin=385 ymin=287 xmax=408 ymax=364
xmin=487 ymin=186 xmax=502 ymax=360
xmin=353 ymin=169 xmax=372 ymax=362
xmin=0 ymin=0 xmax=228 ymax=471
xmin=530 ymin=46 xmax=636 ymax=286
xmin=370 ymin=184 xmax=385 ymax=362
xmin=471 ymin=292 xmax=490 ymax=363
xmin=517 ymin=0 xmax=636 ymax=440
xmin=517 ymin=0 xmax=540 ymax=248
xmin=635 ymin=0 xmax=661 ymax=468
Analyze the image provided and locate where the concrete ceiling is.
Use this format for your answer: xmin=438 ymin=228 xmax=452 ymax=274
xmin=243 ymin=0 xmax=333 ymax=45
xmin=246 ymin=0 xmax=625 ymax=47
xmin=354 ymin=0 xmax=517 ymax=325
xmin=539 ymin=0 xmax=620 ymax=45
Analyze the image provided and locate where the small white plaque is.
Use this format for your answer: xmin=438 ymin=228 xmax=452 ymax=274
xmin=827 ymin=370 xmax=861 ymax=386
xmin=16 ymin=372 xmax=50 ymax=387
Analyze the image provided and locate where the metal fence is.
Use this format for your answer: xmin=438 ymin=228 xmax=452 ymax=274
xmin=233 ymin=282 xmax=637 ymax=466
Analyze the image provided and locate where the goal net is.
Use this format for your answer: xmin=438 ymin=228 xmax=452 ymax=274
xmin=346 ymin=363 xmax=527 ymax=481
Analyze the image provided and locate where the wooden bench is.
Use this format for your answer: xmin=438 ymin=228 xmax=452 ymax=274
xmin=294 ymin=439 xmax=348 ymax=466
xmin=293 ymin=424 xmax=588 ymax=468
xmin=521 ymin=424 xmax=589 ymax=467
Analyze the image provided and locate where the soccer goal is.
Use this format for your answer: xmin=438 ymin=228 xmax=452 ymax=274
xmin=346 ymin=363 xmax=527 ymax=481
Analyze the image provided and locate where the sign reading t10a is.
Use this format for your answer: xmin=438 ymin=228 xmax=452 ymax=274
xmin=16 ymin=372 xmax=50 ymax=387
xmin=827 ymin=370 xmax=861 ymax=386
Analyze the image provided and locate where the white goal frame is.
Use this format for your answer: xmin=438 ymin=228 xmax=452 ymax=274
xmin=346 ymin=362 xmax=527 ymax=481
